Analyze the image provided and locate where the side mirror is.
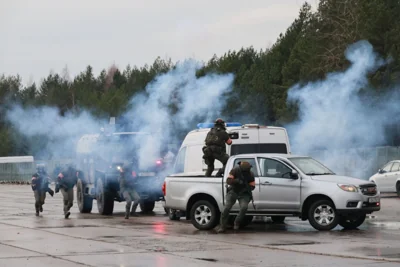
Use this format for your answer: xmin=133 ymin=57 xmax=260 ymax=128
xmin=378 ymin=169 xmax=384 ymax=174
xmin=290 ymin=170 xmax=299 ymax=179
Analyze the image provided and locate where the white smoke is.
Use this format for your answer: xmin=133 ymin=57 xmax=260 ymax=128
xmin=124 ymin=59 xmax=234 ymax=168
xmin=5 ymin=59 xmax=234 ymax=172
xmin=285 ymin=40 xmax=398 ymax=179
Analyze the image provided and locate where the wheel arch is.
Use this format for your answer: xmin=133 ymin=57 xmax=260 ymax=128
xmin=301 ymin=194 xmax=336 ymax=220
xmin=186 ymin=193 xmax=219 ymax=220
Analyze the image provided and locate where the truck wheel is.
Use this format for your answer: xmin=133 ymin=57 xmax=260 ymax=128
xmin=168 ymin=208 xmax=181 ymax=221
xmin=271 ymin=216 xmax=286 ymax=223
xmin=140 ymin=201 xmax=155 ymax=213
xmin=396 ymin=182 xmax=400 ymax=197
xmin=308 ymin=199 xmax=338 ymax=231
xmin=190 ymin=200 xmax=219 ymax=230
xmin=96 ymin=178 xmax=114 ymax=215
xmin=338 ymin=214 xmax=366 ymax=230
xmin=77 ymin=179 xmax=93 ymax=213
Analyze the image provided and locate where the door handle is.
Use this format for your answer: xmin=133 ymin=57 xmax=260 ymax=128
xmin=262 ymin=181 xmax=272 ymax=185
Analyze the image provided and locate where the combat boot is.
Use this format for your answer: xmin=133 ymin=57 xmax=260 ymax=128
xmin=125 ymin=207 xmax=130 ymax=219
xmin=216 ymin=225 xmax=226 ymax=233
xmin=39 ymin=206 xmax=43 ymax=212
xmin=35 ymin=210 xmax=39 ymax=216
xmin=65 ymin=211 xmax=70 ymax=219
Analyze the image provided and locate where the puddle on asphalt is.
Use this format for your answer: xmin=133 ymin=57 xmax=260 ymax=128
xmin=266 ymin=241 xmax=321 ymax=246
xmin=357 ymin=247 xmax=400 ymax=259
xmin=368 ymin=221 xmax=400 ymax=230
xmin=196 ymin=258 xmax=218 ymax=262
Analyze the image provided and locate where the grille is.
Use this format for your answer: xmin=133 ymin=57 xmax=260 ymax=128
xmin=359 ymin=184 xmax=377 ymax=196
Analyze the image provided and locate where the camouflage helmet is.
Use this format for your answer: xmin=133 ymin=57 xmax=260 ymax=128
xmin=239 ymin=161 xmax=252 ymax=172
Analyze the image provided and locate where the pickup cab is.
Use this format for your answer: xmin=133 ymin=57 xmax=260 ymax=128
xmin=162 ymin=153 xmax=381 ymax=231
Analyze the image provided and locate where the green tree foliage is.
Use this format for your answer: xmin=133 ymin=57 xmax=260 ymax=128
xmin=1 ymin=0 xmax=399 ymax=157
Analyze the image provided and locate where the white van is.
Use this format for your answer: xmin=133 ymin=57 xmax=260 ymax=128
xmin=173 ymin=122 xmax=291 ymax=175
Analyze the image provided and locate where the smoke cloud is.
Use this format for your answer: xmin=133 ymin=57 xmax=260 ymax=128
xmin=285 ymin=40 xmax=399 ymax=179
xmin=5 ymin=60 xmax=234 ymax=172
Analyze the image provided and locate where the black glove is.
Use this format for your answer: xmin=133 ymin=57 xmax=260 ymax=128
xmin=48 ymin=188 xmax=54 ymax=197
xmin=250 ymin=185 xmax=255 ymax=191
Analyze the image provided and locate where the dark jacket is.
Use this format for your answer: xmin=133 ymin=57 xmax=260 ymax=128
xmin=227 ymin=166 xmax=255 ymax=194
xmin=57 ymin=167 xmax=78 ymax=190
xmin=31 ymin=172 xmax=50 ymax=192
xmin=119 ymin=164 xmax=137 ymax=192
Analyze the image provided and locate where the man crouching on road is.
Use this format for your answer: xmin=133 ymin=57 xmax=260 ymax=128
xmin=217 ymin=161 xmax=255 ymax=233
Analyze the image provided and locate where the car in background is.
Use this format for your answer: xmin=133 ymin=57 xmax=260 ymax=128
xmin=369 ymin=160 xmax=400 ymax=197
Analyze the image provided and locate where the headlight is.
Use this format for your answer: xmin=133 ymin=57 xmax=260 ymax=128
xmin=338 ymin=184 xmax=358 ymax=192
xmin=116 ymin=166 xmax=122 ymax=170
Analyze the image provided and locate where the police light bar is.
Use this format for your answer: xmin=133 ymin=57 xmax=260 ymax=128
xmin=197 ymin=122 xmax=241 ymax=129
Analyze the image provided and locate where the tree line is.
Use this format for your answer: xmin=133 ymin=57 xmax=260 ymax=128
xmin=1 ymin=0 xmax=400 ymax=158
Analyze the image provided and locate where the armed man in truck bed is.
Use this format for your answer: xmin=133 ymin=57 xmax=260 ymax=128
xmin=202 ymin=118 xmax=233 ymax=177
xmin=217 ymin=161 xmax=256 ymax=233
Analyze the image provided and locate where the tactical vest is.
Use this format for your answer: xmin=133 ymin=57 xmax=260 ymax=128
xmin=205 ymin=127 xmax=225 ymax=147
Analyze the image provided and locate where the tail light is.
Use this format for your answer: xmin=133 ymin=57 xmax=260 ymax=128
xmin=162 ymin=181 xmax=166 ymax=196
xmin=156 ymin=159 xmax=163 ymax=166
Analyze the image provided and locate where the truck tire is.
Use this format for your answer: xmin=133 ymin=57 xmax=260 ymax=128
xmin=96 ymin=178 xmax=114 ymax=215
xmin=271 ymin=216 xmax=286 ymax=223
xmin=190 ymin=200 xmax=219 ymax=230
xmin=167 ymin=208 xmax=181 ymax=221
xmin=338 ymin=213 xmax=366 ymax=230
xmin=77 ymin=179 xmax=93 ymax=213
xmin=307 ymin=199 xmax=338 ymax=231
xmin=140 ymin=201 xmax=155 ymax=213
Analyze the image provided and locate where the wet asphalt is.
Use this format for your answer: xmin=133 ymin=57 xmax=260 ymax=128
xmin=0 ymin=185 xmax=400 ymax=267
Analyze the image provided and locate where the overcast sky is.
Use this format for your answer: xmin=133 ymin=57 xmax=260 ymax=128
xmin=1 ymin=0 xmax=318 ymax=85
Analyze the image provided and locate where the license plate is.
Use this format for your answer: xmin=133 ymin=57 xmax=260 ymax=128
xmin=138 ymin=172 xmax=156 ymax=177
xmin=368 ymin=197 xmax=379 ymax=203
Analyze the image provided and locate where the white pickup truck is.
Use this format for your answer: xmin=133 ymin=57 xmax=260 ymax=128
xmin=162 ymin=153 xmax=381 ymax=231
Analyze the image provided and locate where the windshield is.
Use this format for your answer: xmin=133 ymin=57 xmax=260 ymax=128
xmin=288 ymin=157 xmax=334 ymax=175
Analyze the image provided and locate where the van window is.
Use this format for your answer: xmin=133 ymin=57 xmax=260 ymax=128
xmin=233 ymin=158 xmax=259 ymax=176
xmin=174 ymin=146 xmax=187 ymax=173
xmin=230 ymin=144 xmax=287 ymax=155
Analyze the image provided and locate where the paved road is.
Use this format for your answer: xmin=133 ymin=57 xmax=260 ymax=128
xmin=0 ymin=185 xmax=399 ymax=266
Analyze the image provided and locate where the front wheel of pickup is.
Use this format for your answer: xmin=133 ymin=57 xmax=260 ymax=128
xmin=339 ymin=213 xmax=366 ymax=230
xmin=308 ymin=199 xmax=338 ymax=231
xmin=190 ymin=200 xmax=219 ymax=230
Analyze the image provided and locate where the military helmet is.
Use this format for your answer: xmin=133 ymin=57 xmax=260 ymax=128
xmin=239 ymin=161 xmax=252 ymax=172
xmin=36 ymin=163 xmax=46 ymax=172
xmin=214 ymin=118 xmax=225 ymax=127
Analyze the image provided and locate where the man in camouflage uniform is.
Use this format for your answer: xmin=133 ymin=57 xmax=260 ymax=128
xmin=202 ymin=118 xmax=233 ymax=177
xmin=217 ymin=161 xmax=256 ymax=233
xmin=119 ymin=162 xmax=141 ymax=219
xmin=31 ymin=164 xmax=54 ymax=216
xmin=56 ymin=164 xmax=78 ymax=219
